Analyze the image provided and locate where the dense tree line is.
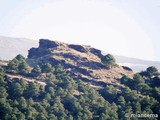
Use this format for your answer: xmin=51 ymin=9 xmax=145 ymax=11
xmin=0 ymin=55 xmax=160 ymax=120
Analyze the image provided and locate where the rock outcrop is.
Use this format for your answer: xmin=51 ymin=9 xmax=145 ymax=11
xmin=39 ymin=39 xmax=59 ymax=48
xmin=27 ymin=39 xmax=134 ymax=87
xmin=68 ymin=44 xmax=87 ymax=53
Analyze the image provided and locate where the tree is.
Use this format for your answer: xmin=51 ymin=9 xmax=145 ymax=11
xmin=15 ymin=54 xmax=26 ymax=61
xmin=103 ymin=85 xmax=117 ymax=102
xmin=122 ymin=87 xmax=132 ymax=101
xmin=120 ymin=75 xmax=133 ymax=87
xmin=0 ymin=87 xmax=8 ymax=98
xmin=101 ymin=54 xmax=116 ymax=69
xmin=50 ymin=96 xmax=65 ymax=117
xmin=146 ymin=66 xmax=159 ymax=77
xmin=18 ymin=97 xmax=27 ymax=110
xmin=138 ymin=83 xmax=151 ymax=95
xmin=18 ymin=79 xmax=27 ymax=90
xmin=0 ymin=67 xmax=5 ymax=77
xmin=12 ymin=107 xmax=26 ymax=120
xmin=45 ymin=73 xmax=57 ymax=87
xmin=44 ymin=93 xmax=51 ymax=101
xmin=133 ymin=102 xmax=141 ymax=114
xmin=66 ymin=99 xmax=82 ymax=113
xmin=133 ymin=74 xmax=145 ymax=84
xmin=0 ymin=68 xmax=6 ymax=87
xmin=12 ymin=83 xmax=24 ymax=97
xmin=132 ymin=74 xmax=145 ymax=91
xmin=124 ymin=105 xmax=133 ymax=120
xmin=28 ymin=98 xmax=34 ymax=106
xmin=18 ymin=61 xmax=30 ymax=75
xmin=151 ymin=76 xmax=160 ymax=87
xmin=41 ymin=63 xmax=54 ymax=73
xmin=7 ymin=58 xmax=19 ymax=73
xmin=66 ymin=115 xmax=73 ymax=120
xmin=26 ymin=82 xmax=40 ymax=98
xmin=81 ymin=106 xmax=93 ymax=120
xmin=25 ymin=106 xmax=37 ymax=119
xmin=35 ymin=103 xmax=48 ymax=119
xmin=100 ymin=113 xmax=108 ymax=120
xmin=7 ymin=55 xmax=30 ymax=75
xmin=75 ymin=112 xmax=83 ymax=120
xmin=118 ymin=96 xmax=126 ymax=106
xmin=37 ymin=113 xmax=47 ymax=120
xmin=152 ymin=87 xmax=160 ymax=101
xmin=45 ymin=86 xmax=55 ymax=97
xmin=54 ymin=64 xmax=64 ymax=74
xmin=31 ymin=65 xmax=42 ymax=77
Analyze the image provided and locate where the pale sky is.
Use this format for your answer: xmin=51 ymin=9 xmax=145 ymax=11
xmin=0 ymin=0 xmax=160 ymax=61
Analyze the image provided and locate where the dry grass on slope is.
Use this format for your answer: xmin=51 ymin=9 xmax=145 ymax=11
xmin=6 ymin=74 xmax=46 ymax=86
xmin=0 ymin=60 xmax=8 ymax=66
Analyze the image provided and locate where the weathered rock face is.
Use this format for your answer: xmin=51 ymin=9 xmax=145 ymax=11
xmin=122 ymin=66 xmax=133 ymax=71
xmin=27 ymin=39 xmax=134 ymax=88
xmin=28 ymin=48 xmax=51 ymax=58
xmin=39 ymin=39 xmax=58 ymax=49
xmin=28 ymin=39 xmax=59 ymax=58
xmin=90 ymin=48 xmax=103 ymax=58
xmin=68 ymin=44 xmax=87 ymax=53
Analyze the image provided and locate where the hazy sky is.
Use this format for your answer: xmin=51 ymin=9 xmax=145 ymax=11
xmin=0 ymin=0 xmax=160 ymax=61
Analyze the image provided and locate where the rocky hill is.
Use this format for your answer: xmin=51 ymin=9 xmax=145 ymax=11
xmin=1 ymin=39 xmax=160 ymax=120
xmin=27 ymin=39 xmax=134 ymax=88
xmin=1 ymin=36 xmax=159 ymax=72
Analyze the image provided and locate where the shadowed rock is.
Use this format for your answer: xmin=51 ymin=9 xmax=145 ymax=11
xmin=122 ymin=66 xmax=133 ymax=71
xmin=28 ymin=48 xmax=51 ymax=58
xmin=39 ymin=39 xmax=58 ymax=48
xmin=68 ymin=44 xmax=87 ymax=53
xmin=90 ymin=48 xmax=103 ymax=58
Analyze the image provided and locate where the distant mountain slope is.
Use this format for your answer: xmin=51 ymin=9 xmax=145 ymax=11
xmin=114 ymin=55 xmax=160 ymax=72
xmin=0 ymin=36 xmax=38 ymax=60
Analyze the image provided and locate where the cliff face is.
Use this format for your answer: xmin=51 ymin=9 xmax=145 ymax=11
xmin=27 ymin=39 xmax=133 ymax=87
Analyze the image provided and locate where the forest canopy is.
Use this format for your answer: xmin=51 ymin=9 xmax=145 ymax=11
xmin=0 ymin=55 xmax=160 ymax=120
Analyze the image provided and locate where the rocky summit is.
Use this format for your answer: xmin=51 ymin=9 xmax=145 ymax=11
xmin=27 ymin=39 xmax=134 ymax=88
